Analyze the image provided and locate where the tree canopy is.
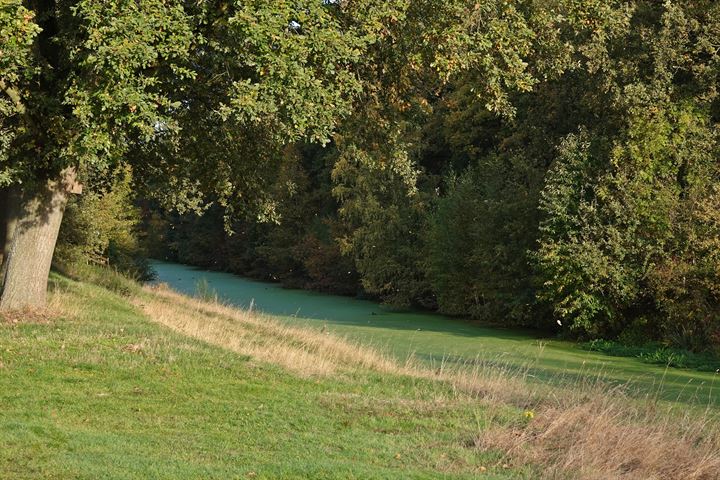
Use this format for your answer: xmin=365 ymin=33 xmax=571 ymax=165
xmin=2 ymin=1 xmax=720 ymax=352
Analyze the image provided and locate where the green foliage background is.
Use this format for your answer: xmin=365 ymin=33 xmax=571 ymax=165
xmin=145 ymin=1 xmax=720 ymax=353
xmin=2 ymin=1 xmax=719 ymax=351
xmin=55 ymin=168 xmax=152 ymax=280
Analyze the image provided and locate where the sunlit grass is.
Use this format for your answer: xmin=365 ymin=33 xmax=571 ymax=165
xmin=152 ymin=260 xmax=720 ymax=408
xmin=143 ymin=283 xmax=720 ymax=479
xmin=0 ymin=271 xmax=718 ymax=479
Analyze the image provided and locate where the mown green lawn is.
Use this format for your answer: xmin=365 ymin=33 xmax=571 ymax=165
xmin=0 ymin=275 xmax=530 ymax=479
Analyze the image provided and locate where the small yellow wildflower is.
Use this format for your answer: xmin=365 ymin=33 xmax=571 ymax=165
xmin=523 ymin=410 xmax=535 ymax=419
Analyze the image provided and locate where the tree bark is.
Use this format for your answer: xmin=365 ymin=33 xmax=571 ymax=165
xmin=0 ymin=170 xmax=75 ymax=310
xmin=0 ymin=188 xmax=9 ymax=268
xmin=0 ymin=186 xmax=20 ymax=288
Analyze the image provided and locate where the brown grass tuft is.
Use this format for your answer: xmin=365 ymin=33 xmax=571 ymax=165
xmin=0 ymin=287 xmax=77 ymax=325
xmin=137 ymin=284 xmax=404 ymax=377
xmin=476 ymin=386 xmax=720 ymax=479
xmin=0 ymin=307 xmax=54 ymax=325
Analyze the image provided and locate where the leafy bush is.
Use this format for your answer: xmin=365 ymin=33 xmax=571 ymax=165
xmin=536 ymin=108 xmax=720 ymax=346
xmin=582 ymin=339 xmax=720 ymax=372
xmin=55 ymin=167 xmax=154 ymax=281
xmin=426 ymin=153 xmax=542 ymax=325
xmin=333 ymin=142 xmax=435 ymax=308
xmin=57 ymin=262 xmax=141 ymax=297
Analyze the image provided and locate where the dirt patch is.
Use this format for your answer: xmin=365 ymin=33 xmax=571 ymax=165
xmin=0 ymin=307 xmax=55 ymax=326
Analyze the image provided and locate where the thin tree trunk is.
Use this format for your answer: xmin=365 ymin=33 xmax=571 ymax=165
xmin=0 ymin=170 xmax=75 ymax=310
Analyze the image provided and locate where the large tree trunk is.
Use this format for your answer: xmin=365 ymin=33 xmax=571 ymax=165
xmin=0 ymin=170 xmax=75 ymax=310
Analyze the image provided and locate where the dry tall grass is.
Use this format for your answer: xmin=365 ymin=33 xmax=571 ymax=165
xmin=476 ymin=389 xmax=720 ymax=479
xmin=138 ymin=284 xmax=720 ymax=480
xmin=138 ymin=284 xmax=404 ymax=377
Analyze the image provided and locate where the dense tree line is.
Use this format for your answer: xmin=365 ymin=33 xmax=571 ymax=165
xmin=1 ymin=2 xmax=718 ymax=351
xmin=140 ymin=2 xmax=720 ymax=352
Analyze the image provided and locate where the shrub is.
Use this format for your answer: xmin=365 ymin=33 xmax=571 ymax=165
xmin=55 ymin=167 xmax=154 ymax=280
xmin=536 ymin=108 xmax=720 ymax=348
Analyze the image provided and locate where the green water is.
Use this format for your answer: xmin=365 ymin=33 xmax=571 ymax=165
xmin=151 ymin=260 xmax=720 ymax=407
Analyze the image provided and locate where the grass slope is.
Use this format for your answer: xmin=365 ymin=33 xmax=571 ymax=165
xmin=1 ymin=271 xmax=718 ymax=479
xmin=0 ymin=275 xmax=523 ymax=479
xmin=153 ymin=261 xmax=720 ymax=407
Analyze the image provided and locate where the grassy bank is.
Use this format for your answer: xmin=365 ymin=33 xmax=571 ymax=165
xmin=153 ymin=260 xmax=720 ymax=408
xmin=0 ymin=272 xmax=718 ymax=479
